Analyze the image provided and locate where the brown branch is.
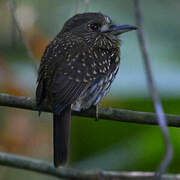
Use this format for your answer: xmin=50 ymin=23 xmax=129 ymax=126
xmin=134 ymin=0 xmax=173 ymax=178
xmin=0 ymin=93 xmax=180 ymax=127
xmin=1 ymin=151 xmax=180 ymax=180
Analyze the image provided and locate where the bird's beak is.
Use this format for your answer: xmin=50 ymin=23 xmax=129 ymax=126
xmin=102 ymin=24 xmax=137 ymax=35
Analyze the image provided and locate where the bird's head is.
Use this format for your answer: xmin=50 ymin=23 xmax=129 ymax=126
xmin=61 ymin=12 xmax=137 ymax=36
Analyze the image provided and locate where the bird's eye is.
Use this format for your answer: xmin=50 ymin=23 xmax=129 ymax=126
xmin=88 ymin=23 xmax=99 ymax=31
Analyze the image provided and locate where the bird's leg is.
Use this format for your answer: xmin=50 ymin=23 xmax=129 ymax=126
xmin=95 ymin=104 xmax=99 ymax=121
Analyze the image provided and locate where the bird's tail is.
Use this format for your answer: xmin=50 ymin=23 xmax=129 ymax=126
xmin=53 ymin=105 xmax=71 ymax=167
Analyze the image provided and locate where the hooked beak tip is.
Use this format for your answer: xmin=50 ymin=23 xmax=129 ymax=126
xmin=131 ymin=26 xmax=138 ymax=30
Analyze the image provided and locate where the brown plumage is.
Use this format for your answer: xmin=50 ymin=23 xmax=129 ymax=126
xmin=36 ymin=12 xmax=137 ymax=167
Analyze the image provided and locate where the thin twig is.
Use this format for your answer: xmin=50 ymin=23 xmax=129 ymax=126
xmin=1 ymin=151 xmax=180 ymax=180
xmin=6 ymin=0 xmax=37 ymax=70
xmin=134 ymin=0 xmax=173 ymax=179
xmin=74 ymin=0 xmax=81 ymax=14
xmin=84 ymin=0 xmax=90 ymax=12
xmin=10 ymin=0 xmax=18 ymax=47
xmin=0 ymin=93 xmax=180 ymax=127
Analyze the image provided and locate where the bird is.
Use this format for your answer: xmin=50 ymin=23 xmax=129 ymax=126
xmin=36 ymin=12 xmax=137 ymax=168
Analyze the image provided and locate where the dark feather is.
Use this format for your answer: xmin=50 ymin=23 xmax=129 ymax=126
xmin=51 ymin=72 xmax=89 ymax=114
xmin=36 ymin=79 xmax=46 ymax=116
xmin=53 ymin=105 xmax=71 ymax=167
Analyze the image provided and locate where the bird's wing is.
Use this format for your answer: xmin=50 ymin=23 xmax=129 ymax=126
xmin=37 ymin=35 xmax=96 ymax=114
xmin=50 ymin=76 xmax=89 ymax=114
xmin=36 ymin=34 xmax=120 ymax=114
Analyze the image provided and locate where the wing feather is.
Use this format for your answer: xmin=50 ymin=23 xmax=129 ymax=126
xmin=36 ymin=33 xmax=120 ymax=114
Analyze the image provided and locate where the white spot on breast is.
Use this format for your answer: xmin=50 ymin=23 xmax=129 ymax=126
xmin=75 ymin=78 xmax=80 ymax=82
xmin=115 ymin=56 xmax=120 ymax=63
xmin=111 ymin=53 xmax=115 ymax=57
xmin=75 ymin=54 xmax=79 ymax=58
xmin=68 ymin=76 xmax=73 ymax=80
xmin=83 ymin=79 xmax=88 ymax=83
xmin=93 ymin=70 xmax=97 ymax=75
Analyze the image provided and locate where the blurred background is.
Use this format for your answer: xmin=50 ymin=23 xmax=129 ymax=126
xmin=0 ymin=0 xmax=180 ymax=179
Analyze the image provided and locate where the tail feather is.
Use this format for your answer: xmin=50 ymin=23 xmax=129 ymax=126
xmin=53 ymin=105 xmax=71 ymax=167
